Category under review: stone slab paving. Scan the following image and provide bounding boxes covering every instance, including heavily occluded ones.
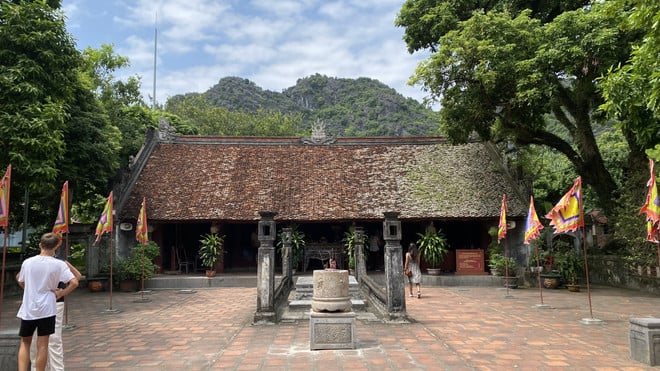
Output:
[0,284,659,370]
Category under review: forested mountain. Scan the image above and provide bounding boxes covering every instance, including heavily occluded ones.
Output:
[168,74,440,137]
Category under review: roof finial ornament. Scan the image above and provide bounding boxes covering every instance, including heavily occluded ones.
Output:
[302,118,336,145]
[158,117,177,141]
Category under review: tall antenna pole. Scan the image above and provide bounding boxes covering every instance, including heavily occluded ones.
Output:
[152,12,158,110]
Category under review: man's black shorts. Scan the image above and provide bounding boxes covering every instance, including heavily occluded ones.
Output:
[18,316,56,337]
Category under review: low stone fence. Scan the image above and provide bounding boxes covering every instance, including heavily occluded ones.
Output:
[522,254,660,294]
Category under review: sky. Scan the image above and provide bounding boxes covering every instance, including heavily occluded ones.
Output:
[61,0,433,108]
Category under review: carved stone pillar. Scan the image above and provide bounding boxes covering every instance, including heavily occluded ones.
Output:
[383,212,406,316]
[255,211,277,323]
[281,227,292,278]
[354,227,366,282]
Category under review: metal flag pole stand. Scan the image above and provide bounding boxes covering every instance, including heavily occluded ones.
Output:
[133,243,152,303]
[62,232,77,330]
[533,243,552,309]
[503,238,514,299]
[102,234,120,314]
[577,220,604,325]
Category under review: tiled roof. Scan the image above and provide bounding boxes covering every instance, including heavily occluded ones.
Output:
[120,136,527,222]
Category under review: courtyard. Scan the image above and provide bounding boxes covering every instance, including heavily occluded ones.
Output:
[1,282,658,370]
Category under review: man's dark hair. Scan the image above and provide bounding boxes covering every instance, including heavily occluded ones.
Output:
[40,233,61,250]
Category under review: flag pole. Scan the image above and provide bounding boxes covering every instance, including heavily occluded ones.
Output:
[581,223,594,318]
[535,244,544,305]
[0,229,7,324]
[110,234,114,311]
[64,232,70,327]
[504,237,511,297]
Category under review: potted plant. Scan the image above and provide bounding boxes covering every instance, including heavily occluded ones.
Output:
[342,227,368,273]
[557,248,584,292]
[276,225,305,274]
[416,229,449,275]
[199,233,225,277]
[116,241,160,291]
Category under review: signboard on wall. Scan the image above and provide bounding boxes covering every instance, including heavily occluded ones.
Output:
[456,249,486,275]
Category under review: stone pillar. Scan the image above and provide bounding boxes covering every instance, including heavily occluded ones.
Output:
[281,227,292,278]
[310,269,356,350]
[383,212,406,316]
[354,227,366,282]
[255,211,277,322]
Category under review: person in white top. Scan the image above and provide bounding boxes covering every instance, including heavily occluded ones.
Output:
[15,233,79,371]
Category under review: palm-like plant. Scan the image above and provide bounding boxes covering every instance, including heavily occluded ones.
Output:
[416,229,449,269]
[199,233,225,271]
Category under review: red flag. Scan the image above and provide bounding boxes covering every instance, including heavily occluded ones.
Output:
[0,165,11,228]
[545,177,584,233]
[641,159,660,226]
[94,192,113,244]
[136,197,148,245]
[52,181,69,235]
[497,194,507,242]
[523,196,544,244]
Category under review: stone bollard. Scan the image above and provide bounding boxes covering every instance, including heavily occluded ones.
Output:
[630,318,660,366]
[0,328,19,370]
[309,269,356,350]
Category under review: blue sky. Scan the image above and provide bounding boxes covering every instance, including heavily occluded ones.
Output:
[62,0,432,108]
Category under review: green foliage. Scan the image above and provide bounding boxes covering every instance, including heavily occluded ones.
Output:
[0,0,81,225]
[199,233,225,270]
[342,227,368,269]
[416,229,449,269]
[276,225,306,270]
[116,241,160,281]
[599,0,660,151]
[397,1,634,214]
[555,248,584,284]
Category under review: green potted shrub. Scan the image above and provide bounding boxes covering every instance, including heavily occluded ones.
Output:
[557,248,584,291]
[276,225,305,273]
[199,233,225,277]
[116,241,160,291]
[416,229,449,275]
[342,227,368,272]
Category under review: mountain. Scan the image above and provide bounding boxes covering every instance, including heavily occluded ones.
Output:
[171,74,440,137]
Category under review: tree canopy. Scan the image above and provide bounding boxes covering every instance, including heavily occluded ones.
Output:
[396,0,640,214]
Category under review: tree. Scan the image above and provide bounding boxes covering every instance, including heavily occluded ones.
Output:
[396,1,635,213]
[0,0,81,225]
[600,0,660,156]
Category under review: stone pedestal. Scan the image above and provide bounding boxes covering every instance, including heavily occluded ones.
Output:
[311,269,351,312]
[0,328,19,371]
[309,310,356,350]
[309,269,356,350]
[630,317,660,365]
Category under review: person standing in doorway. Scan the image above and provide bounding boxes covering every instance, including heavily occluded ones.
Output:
[404,242,422,298]
[15,233,79,371]
[368,231,382,270]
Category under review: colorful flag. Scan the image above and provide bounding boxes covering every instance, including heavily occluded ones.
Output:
[545,177,584,233]
[0,164,11,228]
[647,221,660,243]
[52,181,69,235]
[523,196,544,244]
[497,194,507,242]
[136,197,148,245]
[94,192,113,244]
[640,159,660,226]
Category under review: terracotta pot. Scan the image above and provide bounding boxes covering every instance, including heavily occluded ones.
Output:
[205,270,216,278]
[88,280,104,292]
[566,284,580,292]
[119,279,139,292]
[540,273,561,289]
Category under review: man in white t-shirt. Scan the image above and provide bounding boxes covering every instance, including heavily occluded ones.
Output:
[16,233,79,371]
